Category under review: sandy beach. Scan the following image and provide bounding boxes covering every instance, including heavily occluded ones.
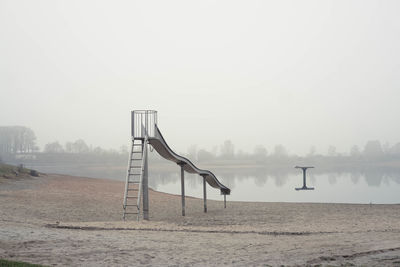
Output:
[0,173,399,266]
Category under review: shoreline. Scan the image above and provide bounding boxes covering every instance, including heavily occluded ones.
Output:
[0,173,399,266]
[3,172,399,205]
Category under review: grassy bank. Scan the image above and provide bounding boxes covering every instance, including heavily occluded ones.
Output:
[0,259,46,267]
[0,163,38,179]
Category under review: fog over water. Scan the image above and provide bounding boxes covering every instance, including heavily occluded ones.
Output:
[2,1,400,155]
[22,159,400,204]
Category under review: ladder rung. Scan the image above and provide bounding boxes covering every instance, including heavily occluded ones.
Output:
[133,144,142,146]
[125,204,138,207]
[131,159,142,161]
[124,212,139,215]
[128,181,140,183]
[132,151,142,154]
[129,173,141,176]
[127,188,138,191]
[126,196,138,198]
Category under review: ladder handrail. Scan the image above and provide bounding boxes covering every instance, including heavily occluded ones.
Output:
[123,138,134,210]
[136,137,148,221]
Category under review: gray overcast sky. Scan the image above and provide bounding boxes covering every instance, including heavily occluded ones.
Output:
[1,0,400,155]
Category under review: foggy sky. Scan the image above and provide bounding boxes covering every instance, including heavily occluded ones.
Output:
[1,0,400,155]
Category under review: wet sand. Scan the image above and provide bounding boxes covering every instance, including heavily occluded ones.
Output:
[0,174,399,266]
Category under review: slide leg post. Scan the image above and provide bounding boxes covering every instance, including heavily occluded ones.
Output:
[224,194,226,208]
[203,176,207,213]
[143,142,149,220]
[180,163,185,216]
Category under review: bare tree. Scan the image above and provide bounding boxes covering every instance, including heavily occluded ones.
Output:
[327,145,337,157]
[307,146,316,157]
[72,139,90,153]
[0,126,36,154]
[220,140,234,159]
[350,145,361,158]
[254,145,268,157]
[273,144,288,158]
[390,142,400,156]
[363,140,383,158]
[44,141,64,153]
[197,149,215,162]
[187,145,198,160]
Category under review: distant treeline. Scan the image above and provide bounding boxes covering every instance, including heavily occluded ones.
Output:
[42,139,125,155]
[0,126,125,164]
[181,140,400,167]
[2,126,400,168]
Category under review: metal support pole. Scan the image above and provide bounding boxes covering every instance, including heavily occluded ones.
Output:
[224,194,226,208]
[179,163,185,216]
[203,176,207,213]
[302,168,307,188]
[142,142,149,220]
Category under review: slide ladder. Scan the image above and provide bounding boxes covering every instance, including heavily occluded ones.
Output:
[122,138,147,220]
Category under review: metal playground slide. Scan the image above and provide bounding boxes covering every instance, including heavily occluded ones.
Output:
[123,110,230,220]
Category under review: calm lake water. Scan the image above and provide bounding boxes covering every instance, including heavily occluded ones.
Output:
[24,162,400,204]
[152,172,400,204]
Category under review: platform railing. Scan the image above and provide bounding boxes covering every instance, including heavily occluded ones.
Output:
[131,110,158,139]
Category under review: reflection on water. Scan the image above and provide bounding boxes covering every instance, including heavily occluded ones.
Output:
[149,167,400,204]
[27,162,400,204]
